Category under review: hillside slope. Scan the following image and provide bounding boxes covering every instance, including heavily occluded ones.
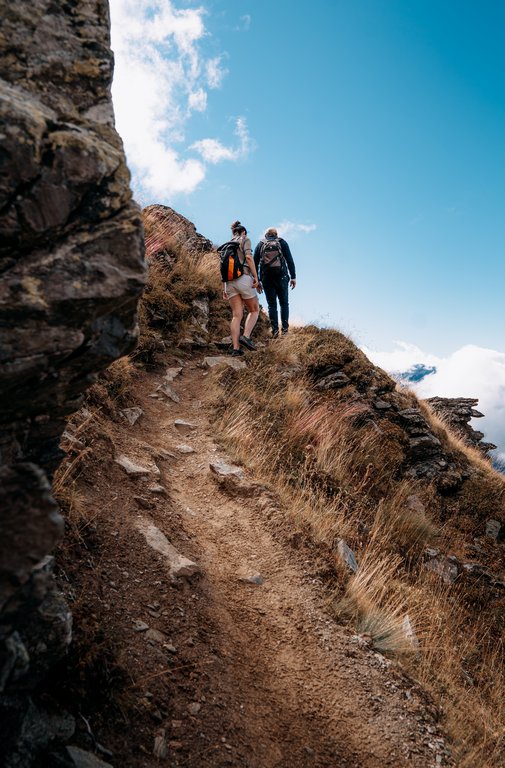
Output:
[51,206,504,768]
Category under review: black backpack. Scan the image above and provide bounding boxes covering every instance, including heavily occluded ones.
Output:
[217,240,245,282]
[260,238,284,274]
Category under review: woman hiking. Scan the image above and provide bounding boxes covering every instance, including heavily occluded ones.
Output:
[220,220,261,357]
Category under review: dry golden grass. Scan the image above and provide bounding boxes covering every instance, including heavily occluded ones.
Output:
[134,207,230,363]
[210,324,505,766]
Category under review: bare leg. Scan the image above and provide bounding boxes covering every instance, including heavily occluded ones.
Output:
[243,297,259,338]
[229,295,244,349]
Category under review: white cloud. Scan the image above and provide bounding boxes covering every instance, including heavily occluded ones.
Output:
[191,116,253,164]
[276,221,317,239]
[362,341,505,460]
[109,0,247,199]
[235,14,251,31]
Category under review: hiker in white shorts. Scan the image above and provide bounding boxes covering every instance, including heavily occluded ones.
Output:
[222,221,262,357]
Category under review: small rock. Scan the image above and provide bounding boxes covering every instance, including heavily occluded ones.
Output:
[174,419,197,435]
[135,517,202,579]
[163,643,177,653]
[148,484,167,496]
[133,620,149,632]
[145,628,166,644]
[204,355,246,370]
[120,407,144,425]
[374,400,391,410]
[209,460,245,480]
[115,455,157,477]
[406,494,426,515]
[153,732,168,759]
[485,519,505,542]
[187,702,201,716]
[164,367,183,382]
[239,572,264,585]
[177,444,196,454]
[336,539,358,573]
[156,448,176,460]
[157,383,180,402]
[164,643,177,654]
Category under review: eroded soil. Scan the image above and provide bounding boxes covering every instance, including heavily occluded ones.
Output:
[55,355,452,767]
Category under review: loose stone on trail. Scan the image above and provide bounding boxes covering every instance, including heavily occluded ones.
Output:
[115,455,159,478]
[203,355,246,370]
[209,460,245,481]
[337,539,358,573]
[177,444,196,454]
[135,517,202,579]
[119,407,143,425]
[174,419,197,435]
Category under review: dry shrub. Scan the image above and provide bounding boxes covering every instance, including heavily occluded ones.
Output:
[211,324,505,764]
[134,208,229,363]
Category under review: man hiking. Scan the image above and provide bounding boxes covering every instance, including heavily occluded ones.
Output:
[219,220,261,356]
[254,227,296,338]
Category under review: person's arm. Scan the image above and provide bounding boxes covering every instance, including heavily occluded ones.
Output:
[243,238,260,288]
[281,239,297,288]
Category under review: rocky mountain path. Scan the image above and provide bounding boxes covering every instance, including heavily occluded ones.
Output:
[87,355,452,768]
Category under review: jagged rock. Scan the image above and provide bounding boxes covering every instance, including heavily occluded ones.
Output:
[177,444,196,454]
[133,621,149,633]
[239,573,264,585]
[204,355,246,371]
[143,205,213,258]
[148,484,167,496]
[191,297,210,333]
[156,382,180,402]
[0,696,75,768]
[135,518,202,579]
[209,461,245,481]
[315,372,350,390]
[187,702,202,715]
[427,397,497,456]
[120,407,144,426]
[424,551,459,584]
[0,1,144,760]
[164,367,183,382]
[145,629,165,644]
[115,455,158,478]
[485,519,505,542]
[153,732,168,759]
[65,746,113,768]
[336,539,358,573]
[174,419,197,435]
[408,434,442,457]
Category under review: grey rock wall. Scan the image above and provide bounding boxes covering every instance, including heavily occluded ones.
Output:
[0,1,145,763]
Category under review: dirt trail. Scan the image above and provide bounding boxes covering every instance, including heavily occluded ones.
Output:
[78,356,451,767]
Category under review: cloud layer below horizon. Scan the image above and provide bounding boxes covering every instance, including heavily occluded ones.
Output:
[109,0,252,200]
[362,341,505,461]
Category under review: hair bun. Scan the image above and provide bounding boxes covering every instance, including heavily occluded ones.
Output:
[231,220,241,228]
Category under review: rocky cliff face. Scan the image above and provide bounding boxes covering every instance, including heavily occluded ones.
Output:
[0,1,145,763]
[426,397,497,456]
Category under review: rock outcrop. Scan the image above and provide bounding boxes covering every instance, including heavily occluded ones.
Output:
[143,204,213,261]
[426,397,497,456]
[0,0,145,763]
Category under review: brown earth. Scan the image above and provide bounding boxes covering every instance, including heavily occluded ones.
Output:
[53,353,453,768]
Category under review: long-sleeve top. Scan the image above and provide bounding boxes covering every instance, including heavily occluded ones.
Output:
[254,237,296,280]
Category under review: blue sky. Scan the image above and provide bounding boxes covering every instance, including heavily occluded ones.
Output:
[110,0,505,456]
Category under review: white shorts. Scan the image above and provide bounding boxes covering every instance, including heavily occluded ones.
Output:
[225,274,257,300]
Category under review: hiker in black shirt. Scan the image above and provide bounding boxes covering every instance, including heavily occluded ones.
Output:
[254,227,296,338]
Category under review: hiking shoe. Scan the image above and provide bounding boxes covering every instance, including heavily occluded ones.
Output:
[230,348,244,357]
[281,328,289,335]
[271,330,279,339]
[239,335,257,351]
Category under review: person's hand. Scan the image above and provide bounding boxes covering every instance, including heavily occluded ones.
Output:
[223,287,229,300]
[256,281,263,294]
[252,277,259,289]
[290,279,297,289]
